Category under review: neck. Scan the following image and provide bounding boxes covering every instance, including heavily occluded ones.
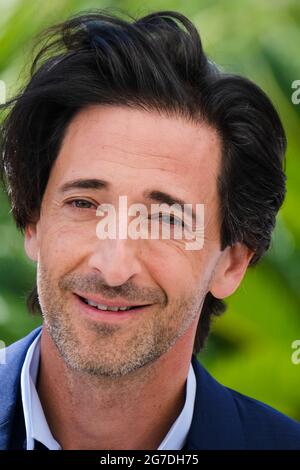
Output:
[36,327,194,450]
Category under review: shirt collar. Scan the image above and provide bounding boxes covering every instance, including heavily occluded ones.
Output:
[20,330,196,450]
[20,331,61,450]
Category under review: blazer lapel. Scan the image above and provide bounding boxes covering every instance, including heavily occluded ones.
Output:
[0,326,42,449]
[184,354,245,450]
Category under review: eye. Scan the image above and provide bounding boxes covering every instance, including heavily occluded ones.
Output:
[151,213,184,227]
[66,199,96,210]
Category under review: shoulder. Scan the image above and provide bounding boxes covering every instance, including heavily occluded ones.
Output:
[226,386,300,449]
[190,355,300,449]
[0,327,42,434]
[1,327,42,370]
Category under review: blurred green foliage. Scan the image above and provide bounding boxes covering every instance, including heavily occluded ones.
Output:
[0,0,299,420]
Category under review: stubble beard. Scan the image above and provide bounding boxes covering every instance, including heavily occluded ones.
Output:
[37,263,206,379]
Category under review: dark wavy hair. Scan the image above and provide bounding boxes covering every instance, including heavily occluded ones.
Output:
[0,8,287,355]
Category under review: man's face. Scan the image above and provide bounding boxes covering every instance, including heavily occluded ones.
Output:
[26,105,223,378]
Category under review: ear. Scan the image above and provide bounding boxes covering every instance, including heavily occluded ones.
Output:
[209,242,255,299]
[24,222,39,262]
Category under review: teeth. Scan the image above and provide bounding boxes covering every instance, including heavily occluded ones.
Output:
[86,299,100,308]
[85,298,132,311]
[108,306,119,311]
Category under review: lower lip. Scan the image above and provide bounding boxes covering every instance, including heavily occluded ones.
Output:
[74,294,152,322]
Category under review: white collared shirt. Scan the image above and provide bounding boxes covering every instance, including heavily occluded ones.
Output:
[20,331,196,450]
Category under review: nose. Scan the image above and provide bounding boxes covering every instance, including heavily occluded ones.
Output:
[87,237,143,287]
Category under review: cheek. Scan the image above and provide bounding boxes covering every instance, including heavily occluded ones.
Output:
[38,221,92,274]
[145,245,202,298]
[149,242,218,302]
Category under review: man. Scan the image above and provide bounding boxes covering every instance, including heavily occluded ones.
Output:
[0,9,300,450]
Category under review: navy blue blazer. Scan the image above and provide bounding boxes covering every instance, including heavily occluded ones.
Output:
[1,326,300,450]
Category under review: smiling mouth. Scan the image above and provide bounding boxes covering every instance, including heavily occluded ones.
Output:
[76,295,151,312]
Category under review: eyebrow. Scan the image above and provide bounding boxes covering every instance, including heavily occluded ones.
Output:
[59,178,109,193]
[143,190,197,222]
[58,178,197,222]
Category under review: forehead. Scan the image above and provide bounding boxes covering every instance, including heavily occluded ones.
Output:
[48,104,221,202]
